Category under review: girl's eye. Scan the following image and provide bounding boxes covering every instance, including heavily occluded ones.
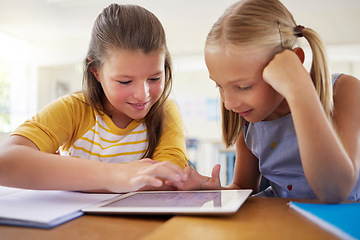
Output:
[149,76,161,81]
[118,80,132,85]
[238,86,252,91]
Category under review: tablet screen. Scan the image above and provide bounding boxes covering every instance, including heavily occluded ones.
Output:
[82,190,252,215]
[103,191,222,208]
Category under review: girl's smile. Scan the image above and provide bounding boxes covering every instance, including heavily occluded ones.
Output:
[238,109,253,117]
[128,101,150,111]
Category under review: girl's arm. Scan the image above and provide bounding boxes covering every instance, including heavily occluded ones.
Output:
[0,135,187,193]
[227,134,261,193]
[263,50,360,203]
[152,99,188,168]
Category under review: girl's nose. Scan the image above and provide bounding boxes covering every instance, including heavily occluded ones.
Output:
[133,81,150,101]
[224,100,238,111]
[222,91,241,111]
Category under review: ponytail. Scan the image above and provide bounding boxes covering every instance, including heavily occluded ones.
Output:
[302,28,333,118]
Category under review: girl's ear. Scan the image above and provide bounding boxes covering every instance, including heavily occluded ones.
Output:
[88,58,100,81]
[90,67,99,79]
[292,47,305,64]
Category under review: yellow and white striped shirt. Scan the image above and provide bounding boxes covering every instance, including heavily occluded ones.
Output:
[12,93,187,168]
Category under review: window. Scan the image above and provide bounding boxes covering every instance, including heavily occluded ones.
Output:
[0,60,10,131]
[0,32,34,132]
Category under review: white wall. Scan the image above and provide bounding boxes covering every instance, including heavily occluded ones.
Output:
[37,64,82,110]
[0,132,10,144]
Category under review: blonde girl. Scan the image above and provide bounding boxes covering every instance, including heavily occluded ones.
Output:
[180,0,360,203]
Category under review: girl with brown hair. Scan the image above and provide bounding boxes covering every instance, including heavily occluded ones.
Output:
[0,4,188,193]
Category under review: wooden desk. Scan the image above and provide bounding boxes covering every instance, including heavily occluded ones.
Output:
[0,214,169,240]
[142,197,340,240]
[0,197,340,240]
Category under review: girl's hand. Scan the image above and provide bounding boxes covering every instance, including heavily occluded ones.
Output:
[262,49,312,99]
[107,159,188,193]
[165,164,221,191]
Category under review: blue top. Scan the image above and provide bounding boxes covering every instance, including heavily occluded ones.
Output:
[244,73,360,201]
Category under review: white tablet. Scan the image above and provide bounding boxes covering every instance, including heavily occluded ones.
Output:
[82,189,252,215]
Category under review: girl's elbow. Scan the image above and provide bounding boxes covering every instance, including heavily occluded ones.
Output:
[319,194,346,204]
[317,180,356,204]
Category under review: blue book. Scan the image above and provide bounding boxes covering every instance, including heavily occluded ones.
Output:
[289,201,360,240]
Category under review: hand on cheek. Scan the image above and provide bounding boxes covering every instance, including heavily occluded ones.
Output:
[262,49,311,98]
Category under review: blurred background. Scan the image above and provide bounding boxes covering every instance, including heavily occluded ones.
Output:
[0,0,360,181]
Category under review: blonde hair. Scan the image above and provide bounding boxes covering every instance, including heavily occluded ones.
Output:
[82,4,173,158]
[206,0,332,147]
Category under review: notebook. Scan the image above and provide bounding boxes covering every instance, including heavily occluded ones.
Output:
[289,201,360,240]
[0,186,118,229]
[82,189,252,215]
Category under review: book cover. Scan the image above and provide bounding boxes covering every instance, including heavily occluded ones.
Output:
[289,201,360,240]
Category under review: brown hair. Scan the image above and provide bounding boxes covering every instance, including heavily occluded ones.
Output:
[82,4,173,158]
[206,0,332,147]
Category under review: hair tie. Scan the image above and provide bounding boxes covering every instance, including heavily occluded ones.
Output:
[294,25,305,38]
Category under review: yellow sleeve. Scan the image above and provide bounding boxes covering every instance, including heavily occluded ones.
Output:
[11,93,95,153]
[152,99,188,168]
